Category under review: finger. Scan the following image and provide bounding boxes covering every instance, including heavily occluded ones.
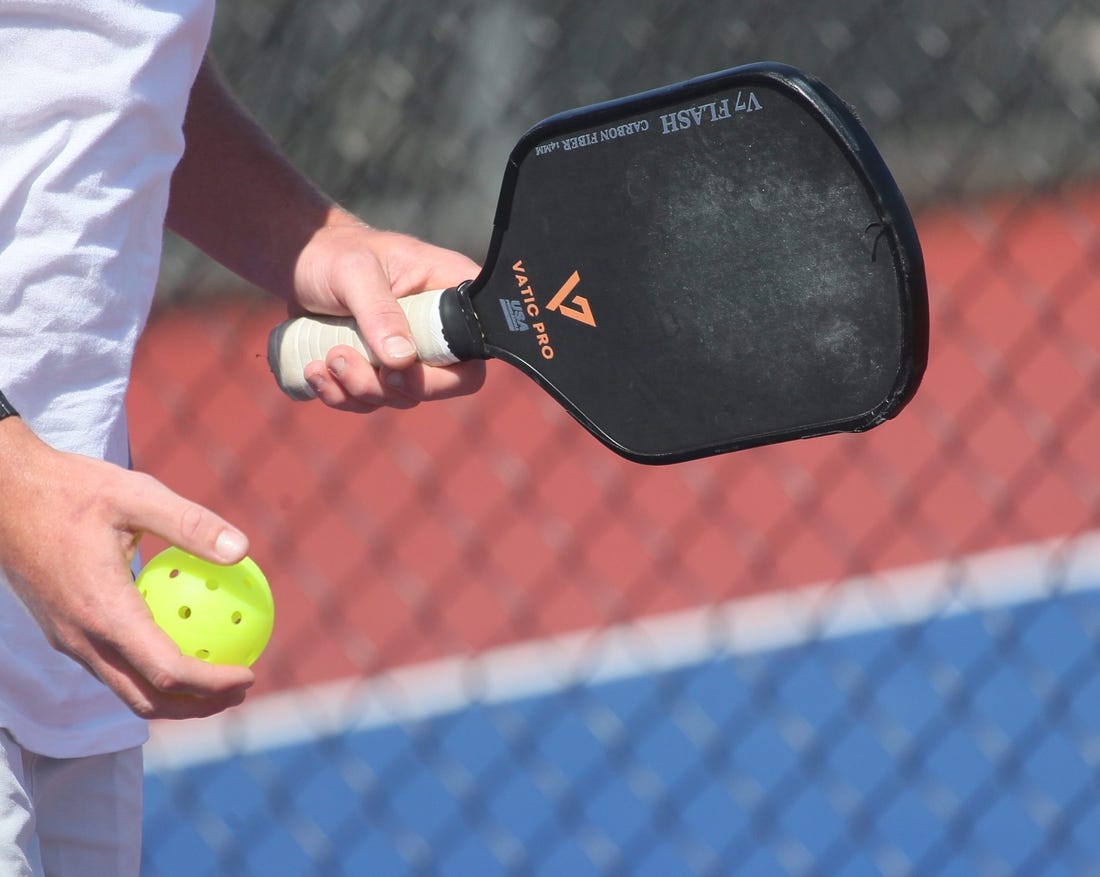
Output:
[379,360,488,402]
[378,232,480,298]
[303,361,379,414]
[315,345,420,411]
[99,658,252,720]
[120,472,248,565]
[96,650,253,721]
[336,255,419,371]
[403,247,480,297]
[72,599,254,720]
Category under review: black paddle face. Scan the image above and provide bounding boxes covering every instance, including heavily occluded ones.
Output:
[467,63,927,464]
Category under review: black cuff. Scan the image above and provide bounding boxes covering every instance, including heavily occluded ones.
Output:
[0,391,19,421]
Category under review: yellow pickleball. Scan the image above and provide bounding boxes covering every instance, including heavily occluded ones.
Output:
[136,547,274,667]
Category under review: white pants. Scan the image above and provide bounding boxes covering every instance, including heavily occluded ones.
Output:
[0,730,142,877]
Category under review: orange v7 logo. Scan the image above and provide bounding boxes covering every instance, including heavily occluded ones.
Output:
[546,271,596,327]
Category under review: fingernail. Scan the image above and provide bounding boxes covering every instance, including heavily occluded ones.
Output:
[215,530,247,561]
[384,369,405,390]
[384,336,416,359]
[330,356,347,378]
[306,373,326,393]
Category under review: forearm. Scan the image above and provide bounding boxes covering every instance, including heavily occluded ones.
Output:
[166,54,486,407]
[166,55,357,299]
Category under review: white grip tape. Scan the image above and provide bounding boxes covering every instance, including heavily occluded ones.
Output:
[269,289,459,401]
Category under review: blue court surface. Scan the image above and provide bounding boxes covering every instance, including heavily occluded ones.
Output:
[142,539,1100,876]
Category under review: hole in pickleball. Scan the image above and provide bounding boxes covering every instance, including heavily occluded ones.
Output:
[169,569,180,579]
[196,649,210,660]
[231,611,242,625]
[205,580,218,591]
[178,606,192,619]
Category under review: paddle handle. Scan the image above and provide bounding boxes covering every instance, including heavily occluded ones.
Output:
[267,289,461,401]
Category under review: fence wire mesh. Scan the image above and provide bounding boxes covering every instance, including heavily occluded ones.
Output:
[140,1,1100,875]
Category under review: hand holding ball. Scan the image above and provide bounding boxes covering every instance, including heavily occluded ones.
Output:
[137,547,274,666]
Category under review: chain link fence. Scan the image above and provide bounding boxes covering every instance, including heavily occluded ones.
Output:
[139,1,1100,874]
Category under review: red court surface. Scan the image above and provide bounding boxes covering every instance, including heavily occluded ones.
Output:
[129,188,1100,696]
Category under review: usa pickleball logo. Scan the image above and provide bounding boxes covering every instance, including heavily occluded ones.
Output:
[499,298,529,333]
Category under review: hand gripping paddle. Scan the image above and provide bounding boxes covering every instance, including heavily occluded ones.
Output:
[269,62,928,464]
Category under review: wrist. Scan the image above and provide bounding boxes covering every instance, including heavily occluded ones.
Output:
[0,417,53,517]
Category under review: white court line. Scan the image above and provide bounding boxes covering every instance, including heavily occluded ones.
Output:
[145,531,1100,773]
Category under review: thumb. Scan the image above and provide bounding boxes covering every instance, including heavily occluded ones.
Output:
[125,473,249,565]
[343,257,419,370]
